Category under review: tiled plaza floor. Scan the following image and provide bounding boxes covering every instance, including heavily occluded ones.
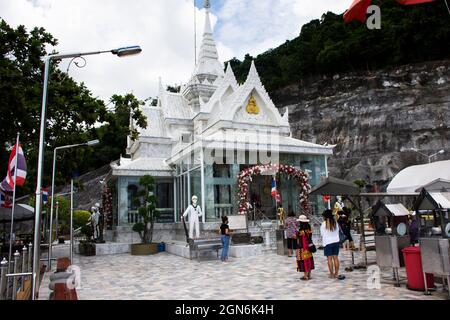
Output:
[40,250,448,300]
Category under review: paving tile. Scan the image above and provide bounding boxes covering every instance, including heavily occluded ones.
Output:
[39,250,448,300]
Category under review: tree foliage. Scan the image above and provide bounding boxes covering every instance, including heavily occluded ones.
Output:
[228,1,450,92]
[132,175,159,244]
[0,19,147,195]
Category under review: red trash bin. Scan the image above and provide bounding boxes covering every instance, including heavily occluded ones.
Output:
[402,246,435,291]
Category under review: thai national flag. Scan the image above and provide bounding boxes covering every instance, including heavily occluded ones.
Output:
[271,177,278,198]
[2,141,27,190]
[0,189,12,208]
[42,188,49,205]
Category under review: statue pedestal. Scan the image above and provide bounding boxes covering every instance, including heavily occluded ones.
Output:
[261,222,273,250]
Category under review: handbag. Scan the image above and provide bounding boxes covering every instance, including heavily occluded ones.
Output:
[308,234,316,253]
[338,225,347,244]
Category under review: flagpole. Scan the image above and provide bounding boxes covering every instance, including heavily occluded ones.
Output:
[7,133,20,280]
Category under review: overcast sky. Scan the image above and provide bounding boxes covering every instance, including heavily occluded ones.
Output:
[0,0,350,103]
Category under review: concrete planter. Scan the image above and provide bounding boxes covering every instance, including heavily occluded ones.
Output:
[131,243,159,256]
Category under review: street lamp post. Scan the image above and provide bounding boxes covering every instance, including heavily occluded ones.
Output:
[402,148,445,164]
[47,139,100,270]
[32,45,142,300]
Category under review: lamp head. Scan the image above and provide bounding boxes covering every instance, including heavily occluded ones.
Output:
[86,139,100,146]
[438,150,445,155]
[112,46,142,57]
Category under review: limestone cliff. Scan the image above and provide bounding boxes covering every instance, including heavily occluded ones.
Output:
[274,60,450,188]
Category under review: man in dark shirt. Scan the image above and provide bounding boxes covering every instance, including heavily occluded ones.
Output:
[408,215,419,246]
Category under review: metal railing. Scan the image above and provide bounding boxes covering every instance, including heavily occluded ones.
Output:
[127,208,175,224]
[0,244,33,300]
[213,204,233,219]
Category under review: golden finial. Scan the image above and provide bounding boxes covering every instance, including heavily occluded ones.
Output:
[246,94,260,115]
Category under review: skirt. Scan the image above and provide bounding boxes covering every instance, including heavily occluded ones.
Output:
[297,249,315,273]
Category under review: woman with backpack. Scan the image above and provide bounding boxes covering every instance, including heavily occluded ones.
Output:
[296,215,315,281]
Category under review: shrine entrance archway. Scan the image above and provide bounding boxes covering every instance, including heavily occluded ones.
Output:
[237,164,312,216]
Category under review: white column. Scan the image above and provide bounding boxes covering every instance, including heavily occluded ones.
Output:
[200,147,206,223]
[173,177,177,223]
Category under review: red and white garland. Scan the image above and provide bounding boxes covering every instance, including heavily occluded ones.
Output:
[237,164,312,215]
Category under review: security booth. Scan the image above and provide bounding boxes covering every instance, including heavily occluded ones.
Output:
[371,201,411,286]
[414,188,450,297]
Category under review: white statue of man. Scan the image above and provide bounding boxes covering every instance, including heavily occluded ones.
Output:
[182,195,203,239]
[90,206,100,239]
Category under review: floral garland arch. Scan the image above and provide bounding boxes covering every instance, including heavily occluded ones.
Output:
[237,164,312,216]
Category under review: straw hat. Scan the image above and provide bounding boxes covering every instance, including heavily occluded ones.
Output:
[297,215,310,223]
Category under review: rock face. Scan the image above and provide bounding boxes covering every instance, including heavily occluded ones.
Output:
[274,60,450,188]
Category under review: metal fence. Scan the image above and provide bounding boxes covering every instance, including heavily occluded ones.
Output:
[0,243,33,300]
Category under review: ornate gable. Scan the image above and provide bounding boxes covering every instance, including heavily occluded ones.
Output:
[226,61,289,127]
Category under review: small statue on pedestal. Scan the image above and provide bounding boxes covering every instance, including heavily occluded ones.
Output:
[277,206,286,228]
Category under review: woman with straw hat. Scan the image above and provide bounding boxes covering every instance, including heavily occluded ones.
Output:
[296,215,315,281]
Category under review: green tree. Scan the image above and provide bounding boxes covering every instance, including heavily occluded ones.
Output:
[0,19,106,193]
[0,19,148,193]
[132,175,159,244]
[226,0,450,93]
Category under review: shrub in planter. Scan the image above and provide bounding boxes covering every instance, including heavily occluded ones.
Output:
[131,175,160,256]
[74,210,91,230]
[78,225,96,256]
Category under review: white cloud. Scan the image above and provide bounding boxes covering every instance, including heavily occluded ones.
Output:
[215,0,350,59]
[0,0,350,102]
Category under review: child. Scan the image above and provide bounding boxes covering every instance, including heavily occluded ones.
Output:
[296,215,315,280]
[219,216,232,262]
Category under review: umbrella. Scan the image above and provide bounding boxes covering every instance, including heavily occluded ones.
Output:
[396,0,435,4]
[344,0,374,24]
[309,177,361,196]
[0,204,34,223]
[344,0,443,24]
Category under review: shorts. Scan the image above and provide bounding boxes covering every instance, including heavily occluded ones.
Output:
[324,242,340,257]
[287,238,297,250]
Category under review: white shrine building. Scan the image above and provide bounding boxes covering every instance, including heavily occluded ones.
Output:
[111,2,334,231]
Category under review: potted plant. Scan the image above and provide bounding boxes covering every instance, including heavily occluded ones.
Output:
[78,225,96,256]
[131,175,160,255]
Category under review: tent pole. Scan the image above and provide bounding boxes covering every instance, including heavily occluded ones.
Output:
[344,195,367,267]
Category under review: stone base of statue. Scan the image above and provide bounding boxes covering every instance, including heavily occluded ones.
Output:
[130,243,158,256]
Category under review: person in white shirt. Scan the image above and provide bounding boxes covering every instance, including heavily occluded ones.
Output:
[320,210,345,280]
[182,195,203,239]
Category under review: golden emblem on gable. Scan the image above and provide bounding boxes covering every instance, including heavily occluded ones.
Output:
[246,94,260,115]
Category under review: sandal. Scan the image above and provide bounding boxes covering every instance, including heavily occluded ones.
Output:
[300,276,309,281]
[337,275,346,280]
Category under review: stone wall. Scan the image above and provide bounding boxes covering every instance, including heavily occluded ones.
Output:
[274,60,450,187]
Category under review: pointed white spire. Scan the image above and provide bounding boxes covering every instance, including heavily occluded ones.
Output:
[158,77,165,96]
[224,63,238,86]
[193,1,224,78]
[245,60,263,86]
[282,107,289,124]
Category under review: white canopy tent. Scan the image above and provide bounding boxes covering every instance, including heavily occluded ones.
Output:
[387,160,450,193]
